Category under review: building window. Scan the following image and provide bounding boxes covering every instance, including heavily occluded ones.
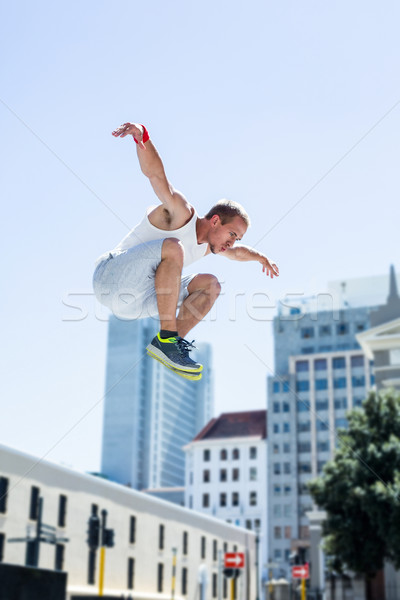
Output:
[190,471,193,485]
[302,347,314,354]
[130,516,136,544]
[202,494,210,508]
[232,468,239,481]
[249,467,257,481]
[283,402,290,413]
[273,504,282,517]
[232,492,239,507]
[246,519,252,529]
[284,504,292,517]
[273,463,281,475]
[299,526,310,539]
[274,549,282,559]
[273,424,280,434]
[284,485,291,495]
[249,491,257,506]
[317,440,330,452]
[201,536,206,559]
[298,441,311,453]
[283,462,291,474]
[29,486,40,521]
[203,449,211,462]
[0,532,4,562]
[223,573,228,599]
[0,477,9,514]
[189,495,193,509]
[283,381,290,392]
[334,397,347,409]
[334,377,347,389]
[220,449,227,460]
[296,360,309,372]
[337,323,349,335]
[232,448,240,460]
[353,397,363,407]
[297,420,311,432]
[301,327,314,339]
[315,378,328,390]
[351,355,364,367]
[299,463,312,473]
[283,442,291,453]
[213,539,218,561]
[274,485,281,496]
[181,566,188,595]
[55,544,65,571]
[157,563,164,593]
[317,420,329,431]
[249,447,257,459]
[284,526,292,539]
[274,526,282,539]
[297,400,310,412]
[335,418,348,429]
[333,357,346,369]
[296,380,310,392]
[220,493,227,507]
[159,525,165,550]
[183,531,188,555]
[58,495,67,528]
[283,422,290,433]
[273,381,280,393]
[314,358,327,370]
[316,399,329,411]
[128,557,135,590]
[273,402,281,413]
[352,375,365,387]
[319,325,331,336]
[220,469,227,482]
[203,469,210,483]
[212,572,218,598]
[273,443,279,454]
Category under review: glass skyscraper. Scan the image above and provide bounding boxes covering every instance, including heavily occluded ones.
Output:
[101,316,213,490]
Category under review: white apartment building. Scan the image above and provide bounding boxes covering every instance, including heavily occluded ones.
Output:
[0,443,256,599]
[183,411,267,586]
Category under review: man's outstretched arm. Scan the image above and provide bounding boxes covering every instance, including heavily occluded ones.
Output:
[223,245,279,278]
[112,122,189,214]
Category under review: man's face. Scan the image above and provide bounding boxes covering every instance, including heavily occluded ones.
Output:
[208,215,248,254]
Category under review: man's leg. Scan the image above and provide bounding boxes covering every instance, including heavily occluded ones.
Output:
[155,238,184,331]
[177,274,221,338]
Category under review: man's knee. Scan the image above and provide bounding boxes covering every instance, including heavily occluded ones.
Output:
[207,274,222,298]
[161,238,184,265]
[191,273,221,298]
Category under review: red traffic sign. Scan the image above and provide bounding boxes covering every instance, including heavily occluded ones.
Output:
[292,564,309,579]
[224,552,245,568]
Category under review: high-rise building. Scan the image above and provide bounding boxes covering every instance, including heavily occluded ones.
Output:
[267,281,382,576]
[101,316,213,490]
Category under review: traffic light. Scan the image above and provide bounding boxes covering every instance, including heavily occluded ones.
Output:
[87,515,100,549]
[103,528,115,548]
[223,568,241,579]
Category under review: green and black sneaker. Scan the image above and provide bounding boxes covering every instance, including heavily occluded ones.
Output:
[146,333,203,373]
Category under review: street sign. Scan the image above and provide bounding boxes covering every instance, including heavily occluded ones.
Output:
[292,564,309,579]
[224,552,245,568]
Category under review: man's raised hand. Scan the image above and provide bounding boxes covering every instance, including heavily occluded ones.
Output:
[112,122,146,149]
[261,256,279,279]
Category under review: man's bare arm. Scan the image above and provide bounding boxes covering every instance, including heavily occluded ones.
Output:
[112,123,190,214]
[223,245,279,278]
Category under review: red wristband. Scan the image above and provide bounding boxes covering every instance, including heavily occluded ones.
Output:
[134,124,150,145]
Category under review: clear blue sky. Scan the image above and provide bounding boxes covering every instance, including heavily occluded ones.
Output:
[1,0,399,472]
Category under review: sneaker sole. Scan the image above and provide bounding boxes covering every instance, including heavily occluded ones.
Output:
[147,352,203,381]
[146,344,203,373]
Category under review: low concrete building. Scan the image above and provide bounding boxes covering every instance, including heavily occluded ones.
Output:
[0,444,256,599]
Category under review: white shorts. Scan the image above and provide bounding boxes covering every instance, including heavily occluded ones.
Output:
[92,239,195,320]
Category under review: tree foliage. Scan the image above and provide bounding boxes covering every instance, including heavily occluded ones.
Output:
[308,388,400,577]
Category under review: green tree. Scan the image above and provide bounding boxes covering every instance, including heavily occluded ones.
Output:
[308,389,400,583]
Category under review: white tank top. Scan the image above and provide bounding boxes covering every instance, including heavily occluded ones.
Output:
[95,206,208,268]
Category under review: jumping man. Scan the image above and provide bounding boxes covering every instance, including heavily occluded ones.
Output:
[93,123,279,380]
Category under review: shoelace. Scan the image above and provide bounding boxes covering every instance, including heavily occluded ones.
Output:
[176,337,196,357]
